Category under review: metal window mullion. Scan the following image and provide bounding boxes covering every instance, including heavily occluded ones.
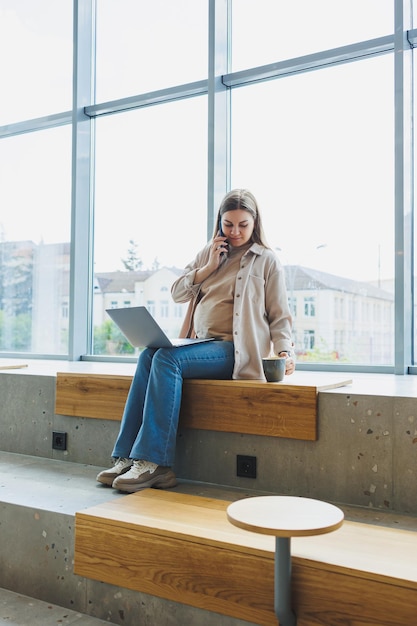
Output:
[207,0,230,236]
[222,35,394,88]
[68,0,94,360]
[84,80,208,118]
[0,112,72,138]
[394,0,414,373]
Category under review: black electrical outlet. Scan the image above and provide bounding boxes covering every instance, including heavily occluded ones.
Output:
[236,454,257,478]
[52,431,67,451]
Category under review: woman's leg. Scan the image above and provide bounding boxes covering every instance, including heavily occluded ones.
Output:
[126,340,234,466]
[111,347,156,458]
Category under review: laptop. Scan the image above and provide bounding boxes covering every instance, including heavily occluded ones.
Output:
[106,306,215,349]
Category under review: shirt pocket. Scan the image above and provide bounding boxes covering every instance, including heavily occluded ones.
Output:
[247,273,265,304]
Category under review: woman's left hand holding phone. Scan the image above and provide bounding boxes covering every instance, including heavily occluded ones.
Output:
[212,232,228,261]
[206,233,228,270]
[193,234,228,284]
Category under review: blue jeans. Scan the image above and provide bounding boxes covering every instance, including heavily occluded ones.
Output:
[112,341,235,467]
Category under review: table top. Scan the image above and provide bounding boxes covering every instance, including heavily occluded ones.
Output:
[227,496,344,538]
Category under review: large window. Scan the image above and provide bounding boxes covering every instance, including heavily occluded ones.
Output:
[1,0,416,374]
[0,0,73,125]
[231,0,393,72]
[0,127,72,354]
[95,0,208,102]
[230,54,395,365]
[92,97,208,354]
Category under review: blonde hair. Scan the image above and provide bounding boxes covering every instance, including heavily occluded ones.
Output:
[213,189,269,247]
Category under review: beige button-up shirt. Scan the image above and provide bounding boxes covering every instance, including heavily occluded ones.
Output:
[171,242,293,380]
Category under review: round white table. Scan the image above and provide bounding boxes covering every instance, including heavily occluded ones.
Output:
[227,496,344,626]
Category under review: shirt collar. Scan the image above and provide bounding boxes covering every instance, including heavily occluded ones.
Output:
[248,242,265,255]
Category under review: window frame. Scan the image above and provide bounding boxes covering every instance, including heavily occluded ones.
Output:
[0,0,414,374]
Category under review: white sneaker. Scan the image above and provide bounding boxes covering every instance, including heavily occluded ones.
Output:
[112,459,177,493]
[96,458,133,486]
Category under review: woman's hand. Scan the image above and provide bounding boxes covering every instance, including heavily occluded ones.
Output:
[193,234,228,284]
[208,233,228,267]
[278,351,296,376]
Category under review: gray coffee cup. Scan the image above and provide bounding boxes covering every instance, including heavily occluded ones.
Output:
[262,356,286,382]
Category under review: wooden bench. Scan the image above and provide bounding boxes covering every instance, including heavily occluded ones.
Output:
[55,372,352,441]
[74,489,417,626]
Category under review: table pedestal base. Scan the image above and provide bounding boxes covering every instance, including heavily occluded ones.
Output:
[275,537,296,626]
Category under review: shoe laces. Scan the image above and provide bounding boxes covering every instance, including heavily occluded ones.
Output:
[132,459,158,477]
[114,457,131,470]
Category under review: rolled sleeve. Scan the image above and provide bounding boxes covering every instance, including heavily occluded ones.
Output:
[171,245,211,303]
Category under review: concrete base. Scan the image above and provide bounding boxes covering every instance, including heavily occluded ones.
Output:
[0,452,262,626]
[1,364,417,513]
[1,362,417,625]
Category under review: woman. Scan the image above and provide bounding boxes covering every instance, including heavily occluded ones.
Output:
[97,189,295,492]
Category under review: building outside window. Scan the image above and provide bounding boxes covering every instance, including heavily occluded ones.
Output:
[160,300,169,318]
[304,297,316,318]
[288,297,297,317]
[146,301,156,317]
[304,330,315,351]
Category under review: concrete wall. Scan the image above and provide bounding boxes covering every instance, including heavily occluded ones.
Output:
[0,458,257,626]
[0,371,416,514]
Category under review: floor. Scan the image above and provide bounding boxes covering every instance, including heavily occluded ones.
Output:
[0,588,118,626]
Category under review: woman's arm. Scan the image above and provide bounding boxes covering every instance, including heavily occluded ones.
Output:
[171,236,226,302]
[171,245,211,303]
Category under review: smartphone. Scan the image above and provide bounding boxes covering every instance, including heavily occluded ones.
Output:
[218,217,229,256]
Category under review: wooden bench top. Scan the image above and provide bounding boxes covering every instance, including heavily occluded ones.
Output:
[75,490,417,626]
[55,372,352,441]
